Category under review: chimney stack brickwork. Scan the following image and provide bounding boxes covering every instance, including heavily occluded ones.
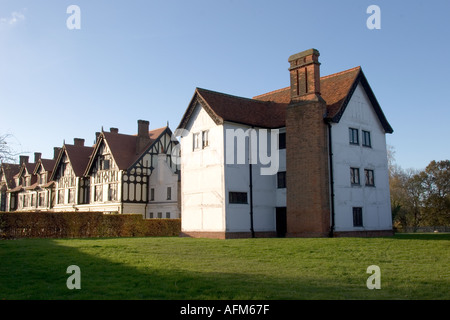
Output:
[136,120,151,154]
[286,49,331,237]
[74,138,85,147]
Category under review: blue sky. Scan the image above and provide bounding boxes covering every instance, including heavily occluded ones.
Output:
[1,0,449,170]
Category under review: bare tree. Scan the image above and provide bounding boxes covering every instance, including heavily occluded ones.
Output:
[0,133,19,164]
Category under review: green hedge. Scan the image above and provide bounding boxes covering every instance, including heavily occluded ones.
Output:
[0,211,181,239]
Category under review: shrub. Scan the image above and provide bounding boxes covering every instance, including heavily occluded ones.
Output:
[0,211,181,239]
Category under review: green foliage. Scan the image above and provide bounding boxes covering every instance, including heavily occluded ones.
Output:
[390,157,450,229]
[0,211,180,239]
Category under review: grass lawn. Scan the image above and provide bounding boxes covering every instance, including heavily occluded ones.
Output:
[0,233,448,300]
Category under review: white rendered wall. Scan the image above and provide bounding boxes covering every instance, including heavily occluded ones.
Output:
[180,103,226,233]
[223,122,280,233]
[146,154,180,219]
[331,82,392,232]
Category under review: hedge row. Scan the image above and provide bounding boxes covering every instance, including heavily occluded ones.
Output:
[0,211,181,239]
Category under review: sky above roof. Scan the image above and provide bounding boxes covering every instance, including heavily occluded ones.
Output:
[1,0,449,171]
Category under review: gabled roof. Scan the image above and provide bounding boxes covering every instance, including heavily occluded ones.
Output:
[0,163,20,189]
[84,126,170,175]
[178,88,287,129]
[178,66,393,134]
[33,158,56,175]
[50,143,94,180]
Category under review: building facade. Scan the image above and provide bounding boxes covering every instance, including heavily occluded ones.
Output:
[1,120,180,219]
[177,49,393,238]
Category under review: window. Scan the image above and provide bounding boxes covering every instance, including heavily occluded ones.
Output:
[277,171,286,188]
[150,188,155,201]
[166,212,170,219]
[68,189,75,204]
[202,130,209,148]
[149,212,154,218]
[167,187,171,200]
[193,132,201,150]
[349,128,359,145]
[108,183,117,201]
[362,130,372,147]
[94,185,103,202]
[101,159,110,170]
[353,207,363,227]
[193,131,209,150]
[39,193,45,207]
[278,132,286,150]
[350,167,360,185]
[58,189,65,204]
[157,212,162,219]
[365,169,375,186]
[229,192,248,204]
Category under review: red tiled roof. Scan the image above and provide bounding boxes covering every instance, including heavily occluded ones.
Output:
[87,126,169,172]
[195,88,287,128]
[253,66,362,119]
[0,163,20,189]
[64,144,95,177]
[179,66,392,133]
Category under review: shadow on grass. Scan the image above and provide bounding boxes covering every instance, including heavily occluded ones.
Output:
[394,233,450,241]
[0,237,447,301]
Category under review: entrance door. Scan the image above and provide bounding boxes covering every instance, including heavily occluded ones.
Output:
[276,207,287,237]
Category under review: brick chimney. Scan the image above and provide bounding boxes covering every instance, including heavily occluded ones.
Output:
[74,138,85,147]
[110,128,119,134]
[136,120,151,154]
[20,155,29,165]
[54,147,61,160]
[34,152,42,163]
[286,48,331,237]
[288,49,321,101]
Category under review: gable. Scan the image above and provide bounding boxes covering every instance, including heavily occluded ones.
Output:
[86,138,120,175]
[340,82,386,133]
[329,70,393,134]
[178,88,287,130]
[128,128,179,175]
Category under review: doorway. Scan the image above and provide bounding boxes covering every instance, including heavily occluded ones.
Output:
[276,207,287,237]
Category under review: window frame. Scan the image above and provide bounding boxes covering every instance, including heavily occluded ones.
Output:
[167,187,171,200]
[353,207,363,227]
[278,132,286,150]
[350,167,360,185]
[362,130,372,148]
[150,188,155,201]
[277,171,286,189]
[364,169,375,187]
[349,128,359,145]
[229,191,248,204]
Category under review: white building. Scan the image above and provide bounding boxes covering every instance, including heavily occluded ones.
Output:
[177,49,393,238]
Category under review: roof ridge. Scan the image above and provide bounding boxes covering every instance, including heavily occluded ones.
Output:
[253,86,289,99]
[197,87,273,105]
[320,66,361,80]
